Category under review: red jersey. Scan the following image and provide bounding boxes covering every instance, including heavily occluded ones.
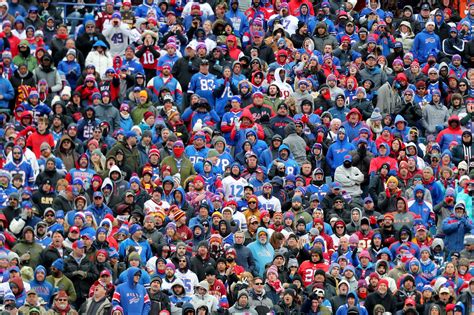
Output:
[209,279,227,299]
[136,45,160,70]
[355,230,375,249]
[298,261,329,287]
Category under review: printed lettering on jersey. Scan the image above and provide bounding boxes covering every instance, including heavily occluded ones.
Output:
[111,33,124,44]
[230,184,244,197]
[199,79,215,91]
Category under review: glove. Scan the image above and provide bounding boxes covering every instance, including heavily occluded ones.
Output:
[301,114,309,124]
[235,118,241,130]
[20,253,30,262]
[20,212,27,221]
[76,270,87,278]
[369,216,376,226]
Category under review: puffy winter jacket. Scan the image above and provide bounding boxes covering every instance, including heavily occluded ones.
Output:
[247,227,274,277]
[442,209,474,254]
[327,127,355,174]
[435,115,463,151]
[112,267,151,315]
[94,102,121,132]
[412,28,441,63]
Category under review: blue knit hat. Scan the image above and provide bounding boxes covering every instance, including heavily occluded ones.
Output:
[130,174,140,185]
[55,210,64,219]
[108,249,119,259]
[4,291,15,301]
[129,224,142,235]
[52,258,64,271]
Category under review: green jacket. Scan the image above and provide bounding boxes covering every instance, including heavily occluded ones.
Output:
[161,155,196,186]
[292,208,313,225]
[131,101,158,125]
[13,40,38,73]
[13,54,38,72]
[106,140,140,174]
[264,95,283,113]
[46,275,77,302]
[11,240,43,268]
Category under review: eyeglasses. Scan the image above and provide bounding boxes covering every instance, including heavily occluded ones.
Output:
[251,222,259,225]
[13,152,21,155]
[336,226,344,229]
[86,25,94,29]
[179,260,186,262]
[100,274,110,278]
[248,201,256,204]
[335,201,343,204]
[45,213,54,217]
[459,84,467,87]
[254,282,263,285]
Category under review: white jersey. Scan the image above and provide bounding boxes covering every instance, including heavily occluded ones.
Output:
[279,16,299,35]
[274,68,293,99]
[181,2,214,19]
[258,195,282,213]
[6,148,39,178]
[232,211,248,231]
[222,176,248,201]
[175,269,199,296]
[144,199,171,215]
[146,256,172,274]
[103,23,132,57]
[161,277,180,294]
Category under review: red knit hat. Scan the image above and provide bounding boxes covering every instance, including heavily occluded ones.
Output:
[194,175,205,185]
[148,147,160,158]
[173,210,186,222]
[377,279,389,288]
[144,111,155,121]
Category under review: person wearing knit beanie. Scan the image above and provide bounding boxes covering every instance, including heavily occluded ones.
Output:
[266,265,278,278]
[377,278,389,290]
[266,264,283,294]
[52,258,64,272]
[386,176,399,186]
[128,251,141,263]
[165,262,176,271]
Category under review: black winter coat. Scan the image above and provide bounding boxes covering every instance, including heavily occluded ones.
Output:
[63,254,99,301]
[190,255,216,281]
[40,246,72,273]
[365,291,397,315]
